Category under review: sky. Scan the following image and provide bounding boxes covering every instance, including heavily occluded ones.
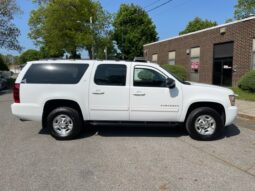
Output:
[1,0,237,57]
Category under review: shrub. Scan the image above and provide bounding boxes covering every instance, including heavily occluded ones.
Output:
[161,64,188,81]
[238,70,255,92]
[0,55,9,71]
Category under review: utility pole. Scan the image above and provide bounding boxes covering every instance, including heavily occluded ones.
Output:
[104,47,107,60]
[90,16,95,60]
[121,20,124,60]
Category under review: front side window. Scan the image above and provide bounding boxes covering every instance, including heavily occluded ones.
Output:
[23,64,88,84]
[134,68,166,87]
[94,64,127,86]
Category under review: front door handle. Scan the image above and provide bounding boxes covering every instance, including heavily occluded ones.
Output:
[133,93,146,96]
[92,92,105,95]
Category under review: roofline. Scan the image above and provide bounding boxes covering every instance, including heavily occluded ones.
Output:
[144,16,255,47]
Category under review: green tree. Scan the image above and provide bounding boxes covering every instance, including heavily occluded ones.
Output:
[113,4,158,60]
[94,35,117,59]
[0,0,21,51]
[234,0,255,19]
[225,18,234,23]
[0,55,9,71]
[179,17,217,35]
[2,54,18,66]
[19,49,41,64]
[29,0,112,59]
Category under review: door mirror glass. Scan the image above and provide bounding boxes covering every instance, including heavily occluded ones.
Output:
[166,78,175,89]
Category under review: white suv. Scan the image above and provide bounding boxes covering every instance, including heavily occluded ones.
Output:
[11,60,237,140]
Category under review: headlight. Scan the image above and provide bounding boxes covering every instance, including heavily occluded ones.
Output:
[229,95,236,106]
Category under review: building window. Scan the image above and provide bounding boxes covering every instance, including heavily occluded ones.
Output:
[152,54,158,63]
[144,50,148,57]
[253,39,255,69]
[190,47,200,72]
[168,51,176,65]
[190,47,200,82]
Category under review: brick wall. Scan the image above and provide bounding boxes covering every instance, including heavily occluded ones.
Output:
[144,18,255,86]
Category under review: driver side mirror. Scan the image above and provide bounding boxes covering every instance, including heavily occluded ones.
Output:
[166,78,175,89]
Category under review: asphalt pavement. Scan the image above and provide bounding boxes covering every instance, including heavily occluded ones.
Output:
[0,91,255,191]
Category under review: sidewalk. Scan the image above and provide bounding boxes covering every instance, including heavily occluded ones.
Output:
[236,100,255,121]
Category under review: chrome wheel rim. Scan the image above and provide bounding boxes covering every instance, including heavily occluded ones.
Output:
[194,115,216,136]
[52,114,73,137]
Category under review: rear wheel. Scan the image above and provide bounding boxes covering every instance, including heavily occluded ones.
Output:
[185,107,224,140]
[46,107,83,140]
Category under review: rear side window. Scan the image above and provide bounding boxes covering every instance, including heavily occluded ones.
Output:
[22,64,88,84]
[94,64,127,86]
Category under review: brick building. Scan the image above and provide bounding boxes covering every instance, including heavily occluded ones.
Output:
[143,16,255,86]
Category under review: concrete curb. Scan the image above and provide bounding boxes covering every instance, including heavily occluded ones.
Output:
[238,112,255,122]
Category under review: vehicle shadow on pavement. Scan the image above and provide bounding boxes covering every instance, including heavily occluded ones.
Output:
[220,124,241,138]
[89,124,188,138]
[39,123,240,140]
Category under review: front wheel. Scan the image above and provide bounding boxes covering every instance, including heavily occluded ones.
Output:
[185,107,224,140]
[46,107,83,140]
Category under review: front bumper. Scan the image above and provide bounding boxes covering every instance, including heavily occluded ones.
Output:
[225,106,238,126]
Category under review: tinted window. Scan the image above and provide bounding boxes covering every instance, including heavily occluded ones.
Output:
[134,68,166,87]
[23,64,88,84]
[94,64,126,86]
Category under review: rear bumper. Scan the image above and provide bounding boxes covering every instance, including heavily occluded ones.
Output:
[225,106,238,126]
[11,103,42,121]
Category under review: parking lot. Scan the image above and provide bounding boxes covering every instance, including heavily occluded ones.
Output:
[0,91,255,191]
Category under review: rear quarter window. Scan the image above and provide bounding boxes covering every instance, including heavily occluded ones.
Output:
[22,64,88,84]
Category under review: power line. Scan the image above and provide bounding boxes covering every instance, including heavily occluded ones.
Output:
[150,0,191,16]
[144,0,163,9]
[118,0,174,20]
[147,0,174,12]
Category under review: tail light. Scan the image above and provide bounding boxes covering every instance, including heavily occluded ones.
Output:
[13,83,20,103]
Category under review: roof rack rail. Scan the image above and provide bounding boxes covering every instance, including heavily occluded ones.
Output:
[38,58,93,61]
[133,57,148,63]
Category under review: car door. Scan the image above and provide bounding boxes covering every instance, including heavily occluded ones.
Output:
[89,63,130,121]
[130,65,182,121]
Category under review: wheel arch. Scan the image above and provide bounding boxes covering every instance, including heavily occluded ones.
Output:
[184,102,226,124]
[42,99,83,128]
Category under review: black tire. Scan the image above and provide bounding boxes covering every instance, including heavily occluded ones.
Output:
[185,107,224,140]
[46,107,83,140]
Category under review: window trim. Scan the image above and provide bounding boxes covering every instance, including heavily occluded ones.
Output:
[94,64,127,86]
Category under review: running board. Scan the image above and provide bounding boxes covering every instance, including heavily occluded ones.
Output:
[88,121,181,126]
